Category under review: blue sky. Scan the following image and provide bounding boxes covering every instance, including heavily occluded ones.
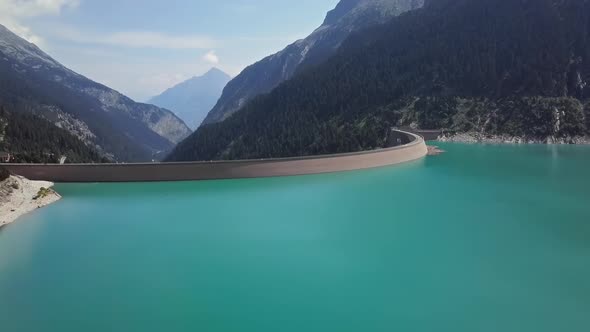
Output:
[0,0,338,100]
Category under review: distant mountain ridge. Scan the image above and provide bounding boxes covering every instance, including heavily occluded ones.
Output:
[168,0,590,162]
[0,24,191,162]
[202,0,425,125]
[149,68,231,129]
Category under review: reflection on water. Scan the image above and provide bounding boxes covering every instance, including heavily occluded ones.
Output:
[0,209,52,271]
[0,143,589,332]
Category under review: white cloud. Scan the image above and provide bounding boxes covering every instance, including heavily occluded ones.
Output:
[101,31,217,50]
[202,50,219,65]
[0,0,79,17]
[44,24,219,50]
[0,0,79,44]
[1,1,216,51]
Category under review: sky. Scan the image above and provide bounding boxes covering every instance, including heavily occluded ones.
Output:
[0,0,338,101]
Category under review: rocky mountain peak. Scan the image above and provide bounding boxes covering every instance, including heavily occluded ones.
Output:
[201,0,425,125]
[0,23,63,70]
[200,67,231,82]
[148,68,231,129]
[322,0,425,27]
[323,0,365,26]
[205,67,226,76]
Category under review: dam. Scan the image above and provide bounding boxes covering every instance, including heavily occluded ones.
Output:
[3,130,427,183]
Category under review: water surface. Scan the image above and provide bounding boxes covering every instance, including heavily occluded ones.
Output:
[1,143,589,332]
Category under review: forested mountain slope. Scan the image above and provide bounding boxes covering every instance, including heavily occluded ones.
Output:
[168,0,590,162]
[0,106,106,163]
[0,24,191,162]
[202,0,425,125]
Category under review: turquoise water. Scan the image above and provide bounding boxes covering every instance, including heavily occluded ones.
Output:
[1,143,589,332]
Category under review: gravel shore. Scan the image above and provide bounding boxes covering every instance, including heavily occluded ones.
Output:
[0,176,61,228]
[438,133,590,145]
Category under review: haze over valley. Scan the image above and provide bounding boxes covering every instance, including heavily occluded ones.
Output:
[149,68,231,129]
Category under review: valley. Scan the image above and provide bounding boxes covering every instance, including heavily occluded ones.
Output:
[1,2,590,331]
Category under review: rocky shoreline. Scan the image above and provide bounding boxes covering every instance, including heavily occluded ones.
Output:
[427,145,446,156]
[0,176,61,228]
[438,132,590,145]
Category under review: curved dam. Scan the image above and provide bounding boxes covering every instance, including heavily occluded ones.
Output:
[3,130,427,183]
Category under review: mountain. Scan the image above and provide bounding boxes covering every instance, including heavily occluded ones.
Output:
[167,0,590,162]
[149,68,231,129]
[0,24,191,162]
[0,106,106,163]
[201,0,425,125]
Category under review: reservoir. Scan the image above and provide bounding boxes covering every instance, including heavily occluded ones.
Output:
[1,143,589,332]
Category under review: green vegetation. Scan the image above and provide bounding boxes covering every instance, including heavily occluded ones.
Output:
[0,49,180,162]
[0,106,108,164]
[33,187,52,200]
[167,0,589,162]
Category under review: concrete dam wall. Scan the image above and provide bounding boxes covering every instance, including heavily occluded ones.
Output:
[4,130,428,183]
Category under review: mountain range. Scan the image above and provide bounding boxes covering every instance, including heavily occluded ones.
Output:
[0,24,191,162]
[168,0,590,162]
[149,68,231,129]
[3,0,589,165]
[0,106,106,163]
[202,0,425,125]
